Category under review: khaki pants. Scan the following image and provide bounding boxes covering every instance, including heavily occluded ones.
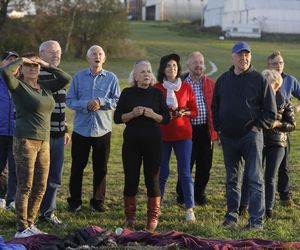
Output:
[13,137,50,231]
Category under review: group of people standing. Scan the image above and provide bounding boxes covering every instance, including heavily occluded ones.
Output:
[212,42,298,230]
[0,40,299,237]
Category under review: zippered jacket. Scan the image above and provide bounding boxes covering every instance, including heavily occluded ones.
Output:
[0,74,14,136]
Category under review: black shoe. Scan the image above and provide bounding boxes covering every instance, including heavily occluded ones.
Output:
[242,223,263,231]
[266,209,273,218]
[222,219,238,228]
[196,196,207,206]
[176,196,184,205]
[90,198,105,212]
[67,197,82,213]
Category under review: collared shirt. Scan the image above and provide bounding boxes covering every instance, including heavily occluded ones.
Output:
[185,74,207,125]
[279,72,300,101]
[66,68,120,137]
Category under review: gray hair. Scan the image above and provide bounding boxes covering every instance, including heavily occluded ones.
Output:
[128,60,157,86]
[187,51,204,65]
[39,40,61,53]
[86,45,105,58]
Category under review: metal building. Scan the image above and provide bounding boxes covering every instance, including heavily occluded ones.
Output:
[204,0,300,34]
[142,0,208,22]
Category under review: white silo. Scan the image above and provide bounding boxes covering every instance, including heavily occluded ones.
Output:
[142,0,208,22]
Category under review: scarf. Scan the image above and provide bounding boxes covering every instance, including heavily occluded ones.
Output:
[162,78,182,110]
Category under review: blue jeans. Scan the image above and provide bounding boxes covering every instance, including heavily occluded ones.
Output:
[0,136,16,202]
[220,129,265,226]
[277,135,291,200]
[40,136,65,217]
[160,139,194,209]
[265,146,285,209]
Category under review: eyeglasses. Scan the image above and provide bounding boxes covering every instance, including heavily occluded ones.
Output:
[269,61,284,66]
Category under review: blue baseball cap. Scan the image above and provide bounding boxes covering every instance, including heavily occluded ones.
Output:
[231,42,251,54]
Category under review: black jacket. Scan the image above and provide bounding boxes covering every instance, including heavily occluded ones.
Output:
[212,65,276,137]
[264,91,296,147]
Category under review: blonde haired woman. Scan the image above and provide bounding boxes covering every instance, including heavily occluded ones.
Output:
[114,60,170,231]
[3,53,71,237]
[261,69,296,218]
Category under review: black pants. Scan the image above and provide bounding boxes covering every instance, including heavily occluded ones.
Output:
[69,132,111,205]
[277,134,291,201]
[176,124,213,203]
[122,134,161,197]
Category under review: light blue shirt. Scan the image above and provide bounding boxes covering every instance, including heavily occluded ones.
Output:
[66,68,120,137]
[279,72,300,101]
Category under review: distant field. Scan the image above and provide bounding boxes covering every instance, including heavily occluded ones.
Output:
[1,21,300,243]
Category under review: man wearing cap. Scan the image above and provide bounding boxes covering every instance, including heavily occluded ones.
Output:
[212,42,276,230]
[0,51,19,210]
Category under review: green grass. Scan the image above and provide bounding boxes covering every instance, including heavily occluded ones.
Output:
[1,21,300,244]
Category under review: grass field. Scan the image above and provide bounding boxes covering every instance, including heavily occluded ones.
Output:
[1,21,300,244]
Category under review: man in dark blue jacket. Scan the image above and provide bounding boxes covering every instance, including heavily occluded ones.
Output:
[212,42,276,230]
[0,50,19,209]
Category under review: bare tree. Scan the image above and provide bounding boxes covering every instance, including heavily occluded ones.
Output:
[0,0,10,31]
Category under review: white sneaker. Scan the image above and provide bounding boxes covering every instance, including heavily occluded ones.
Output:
[29,224,47,235]
[0,198,6,209]
[186,208,196,222]
[15,227,35,238]
[6,201,15,210]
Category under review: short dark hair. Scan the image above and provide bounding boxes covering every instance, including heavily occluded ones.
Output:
[157,53,182,83]
[267,51,281,63]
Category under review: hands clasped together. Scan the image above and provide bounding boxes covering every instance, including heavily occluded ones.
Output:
[132,106,155,119]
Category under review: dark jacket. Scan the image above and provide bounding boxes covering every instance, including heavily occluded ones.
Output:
[212,65,276,137]
[0,74,14,136]
[264,91,296,147]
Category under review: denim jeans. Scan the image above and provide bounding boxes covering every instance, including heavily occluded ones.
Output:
[40,136,65,217]
[13,137,50,231]
[160,139,194,209]
[265,146,285,209]
[220,129,265,226]
[0,136,17,203]
[277,135,291,200]
[176,124,213,203]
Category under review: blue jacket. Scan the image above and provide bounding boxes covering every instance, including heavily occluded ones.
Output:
[279,72,300,101]
[0,75,15,136]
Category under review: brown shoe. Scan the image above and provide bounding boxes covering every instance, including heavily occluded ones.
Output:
[124,196,136,230]
[281,199,294,207]
[146,197,160,231]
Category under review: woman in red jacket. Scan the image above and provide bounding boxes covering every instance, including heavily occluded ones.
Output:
[154,53,198,222]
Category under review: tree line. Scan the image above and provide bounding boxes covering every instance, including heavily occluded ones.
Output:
[0,0,130,58]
